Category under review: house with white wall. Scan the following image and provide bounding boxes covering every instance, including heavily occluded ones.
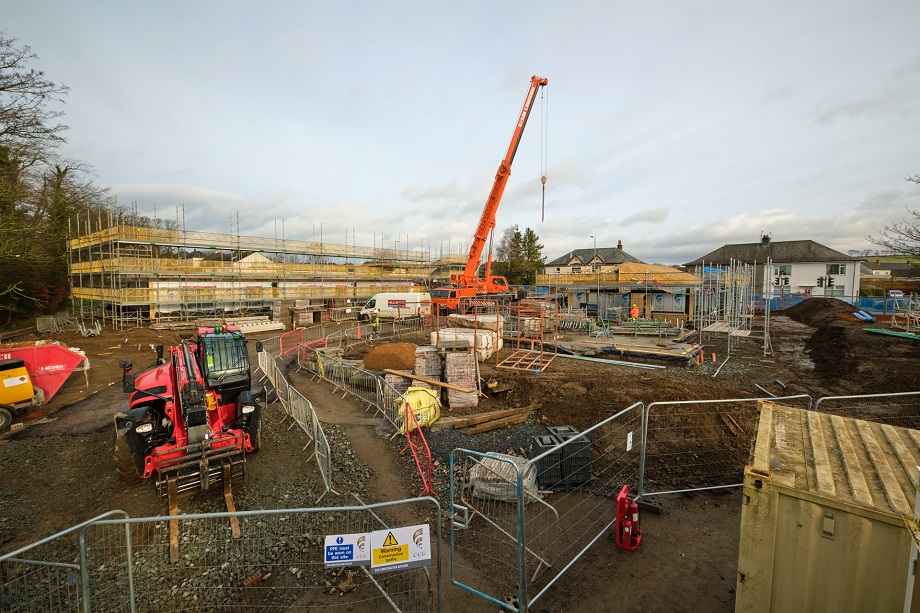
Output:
[684,236,861,298]
[543,240,639,275]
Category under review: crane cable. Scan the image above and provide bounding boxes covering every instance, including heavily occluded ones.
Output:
[540,84,549,222]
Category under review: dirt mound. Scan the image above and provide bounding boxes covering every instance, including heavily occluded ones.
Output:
[362,342,418,371]
[781,297,856,327]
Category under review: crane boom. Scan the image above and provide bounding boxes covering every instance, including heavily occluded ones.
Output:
[453,75,548,287]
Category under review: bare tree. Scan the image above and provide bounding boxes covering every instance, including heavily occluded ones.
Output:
[867,175,920,258]
[0,32,69,153]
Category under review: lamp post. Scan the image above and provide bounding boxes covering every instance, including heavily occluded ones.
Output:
[590,235,600,319]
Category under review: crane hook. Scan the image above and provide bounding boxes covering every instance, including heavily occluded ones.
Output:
[541,175,547,221]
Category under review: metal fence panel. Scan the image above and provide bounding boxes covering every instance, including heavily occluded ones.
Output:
[813,391,920,430]
[0,511,129,613]
[296,345,405,432]
[523,403,644,610]
[4,501,441,613]
[640,395,812,497]
[257,349,337,501]
[449,449,524,611]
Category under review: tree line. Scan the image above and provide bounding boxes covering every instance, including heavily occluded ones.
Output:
[0,33,104,322]
[0,33,171,324]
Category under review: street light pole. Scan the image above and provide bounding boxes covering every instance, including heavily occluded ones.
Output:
[590,235,599,319]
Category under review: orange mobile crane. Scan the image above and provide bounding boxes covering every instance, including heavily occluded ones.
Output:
[431,75,548,313]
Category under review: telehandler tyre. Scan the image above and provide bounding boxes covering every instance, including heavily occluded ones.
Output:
[114,433,140,481]
[249,417,262,453]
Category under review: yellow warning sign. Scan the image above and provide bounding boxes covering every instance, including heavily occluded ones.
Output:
[372,544,409,566]
[370,524,431,574]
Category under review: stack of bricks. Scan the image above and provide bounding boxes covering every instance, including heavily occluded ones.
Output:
[384,371,412,395]
[445,351,478,408]
[413,346,442,391]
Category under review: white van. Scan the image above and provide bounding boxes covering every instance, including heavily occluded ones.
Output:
[359,292,431,321]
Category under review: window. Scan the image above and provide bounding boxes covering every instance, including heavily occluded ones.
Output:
[555,267,561,273]
[202,333,249,381]
[775,265,791,276]
[572,266,582,273]
[826,264,846,275]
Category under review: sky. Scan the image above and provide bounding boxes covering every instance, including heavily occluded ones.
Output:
[4,1,920,265]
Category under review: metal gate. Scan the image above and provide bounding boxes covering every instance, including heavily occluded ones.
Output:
[449,402,644,612]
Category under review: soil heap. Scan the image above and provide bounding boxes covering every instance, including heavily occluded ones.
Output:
[362,342,418,371]
[781,297,858,326]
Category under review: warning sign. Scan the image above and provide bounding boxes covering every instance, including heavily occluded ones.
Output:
[323,532,370,568]
[3,376,28,388]
[370,524,431,574]
[382,531,399,547]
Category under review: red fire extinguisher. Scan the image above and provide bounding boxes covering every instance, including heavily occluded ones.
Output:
[615,485,642,551]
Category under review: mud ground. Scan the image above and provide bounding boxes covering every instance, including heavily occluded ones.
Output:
[1,298,917,612]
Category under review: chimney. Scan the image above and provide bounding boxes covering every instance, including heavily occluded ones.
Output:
[617,240,623,251]
[761,233,771,246]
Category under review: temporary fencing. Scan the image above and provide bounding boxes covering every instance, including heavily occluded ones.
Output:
[296,345,407,433]
[639,394,812,498]
[402,402,435,497]
[257,349,338,502]
[522,403,644,609]
[0,510,129,613]
[1,499,442,612]
[449,403,644,612]
[265,326,435,504]
[293,343,437,511]
[812,391,920,430]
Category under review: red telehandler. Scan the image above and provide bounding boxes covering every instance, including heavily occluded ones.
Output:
[432,75,548,313]
[115,325,264,521]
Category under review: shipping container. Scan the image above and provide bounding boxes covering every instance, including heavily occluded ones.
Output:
[736,401,920,613]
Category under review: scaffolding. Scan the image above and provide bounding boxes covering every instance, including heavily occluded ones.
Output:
[496,299,558,373]
[891,293,920,333]
[67,220,436,329]
[693,259,758,358]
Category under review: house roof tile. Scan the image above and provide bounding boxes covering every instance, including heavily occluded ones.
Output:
[684,239,856,266]
[546,247,640,267]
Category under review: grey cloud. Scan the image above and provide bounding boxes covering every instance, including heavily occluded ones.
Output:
[812,82,917,125]
[620,206,670,227]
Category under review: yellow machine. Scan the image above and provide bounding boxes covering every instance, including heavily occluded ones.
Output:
[0,358,37,430]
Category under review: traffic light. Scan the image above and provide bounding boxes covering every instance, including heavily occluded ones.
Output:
[827,276,835,288]
[816,277,824,287]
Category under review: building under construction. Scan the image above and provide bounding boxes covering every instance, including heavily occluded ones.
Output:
[67,224,447,327]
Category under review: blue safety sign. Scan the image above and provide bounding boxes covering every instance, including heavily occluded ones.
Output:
[323,532,370,568]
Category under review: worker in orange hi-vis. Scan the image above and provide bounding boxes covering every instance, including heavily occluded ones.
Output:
[629,303,640,321]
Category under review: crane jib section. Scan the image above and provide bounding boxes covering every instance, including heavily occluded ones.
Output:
[460,75,548,284]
